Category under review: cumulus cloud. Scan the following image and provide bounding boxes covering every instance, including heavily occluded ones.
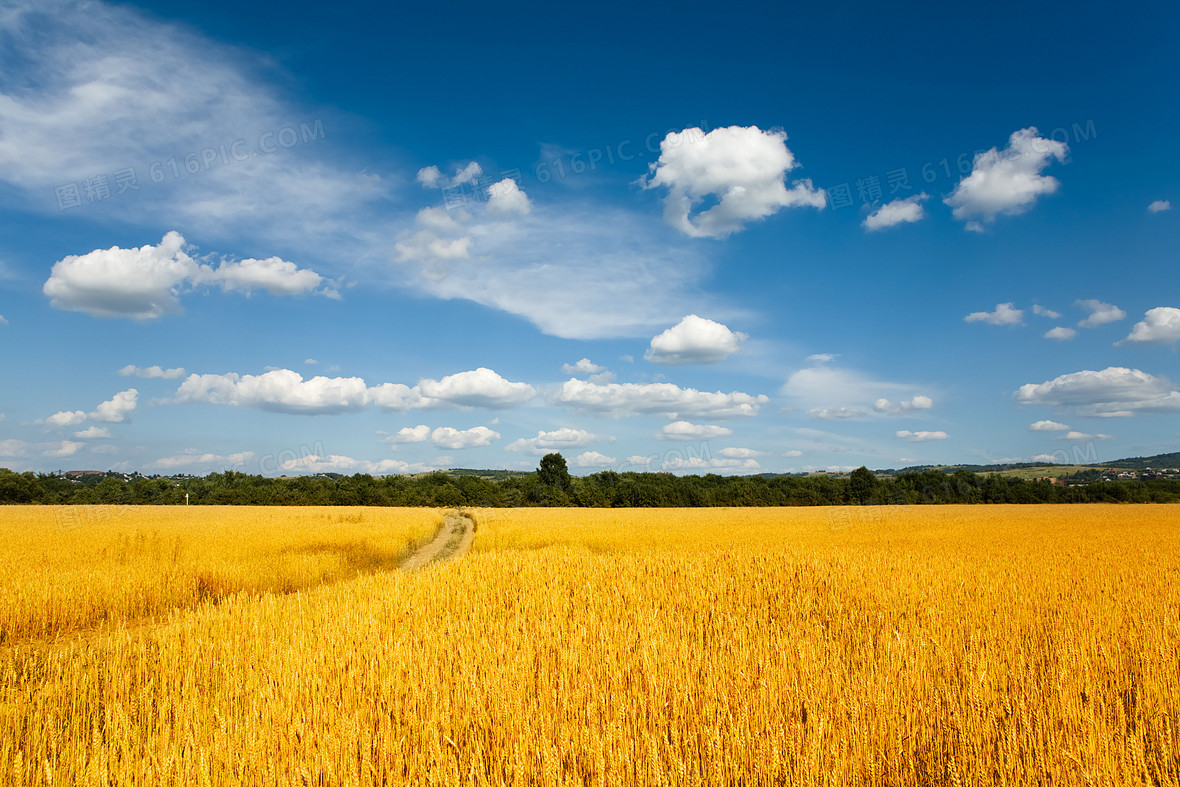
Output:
[1119,307,1180,346]
[486,178,531,216]
[645,315,747,365]
[873,396,933,415]
[559,379,768,419]
[1061,431,1112,441]
[42,232,332,319]
[1045,327,1077,340]
[656,421,734,440]
[172,367,533,414]
[1148,200,1171,213]
[74,426,112,439]
[119,364,186,379]
[383,425,432,444]
[718,447,767,459]
[563,358,604,376]
[965,302,1023,325]
[0,439,28,457]
[198,256,330,297]
[416,162,482,189]
[45,388,138,427]
[417,368,536,409]
[1076,299,1125,328]
[506,428,600,454]
[45,410,88,428]
[276,454,427,476]
[429,426,499,450]
[1014,366,1180,417]
[174,370,370,414]
[896,430,948,442]
[43,232,197,319]
[944,127,1068,229]
[661,455,761,473]
[46,440,85,457]
[153,450,256,472]
[863,193,929,231]
[572,451,617,468]
[639,125,825,239]
[1029,420,1071,431]
[1032,305,1061,319]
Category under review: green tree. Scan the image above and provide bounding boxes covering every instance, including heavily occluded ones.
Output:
[537,453,572,492]
[848,466,879,504]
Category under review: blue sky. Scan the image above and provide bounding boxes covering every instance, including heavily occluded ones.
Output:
[1,0,1177,476]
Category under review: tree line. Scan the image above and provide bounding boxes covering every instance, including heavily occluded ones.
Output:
[0,456,1176,507]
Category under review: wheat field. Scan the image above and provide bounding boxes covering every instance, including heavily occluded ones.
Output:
[2,504,1178,785]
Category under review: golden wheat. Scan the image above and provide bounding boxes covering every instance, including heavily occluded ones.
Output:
[2,504,1178,785]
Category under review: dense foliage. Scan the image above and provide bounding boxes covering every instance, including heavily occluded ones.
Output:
[1,462,1176,506]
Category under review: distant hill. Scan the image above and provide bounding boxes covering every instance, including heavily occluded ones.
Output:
[1097,452,1180,470]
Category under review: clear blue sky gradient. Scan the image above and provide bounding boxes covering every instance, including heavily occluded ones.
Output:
[0,0,1176,475]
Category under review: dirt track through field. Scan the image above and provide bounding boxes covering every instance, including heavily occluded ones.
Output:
[398,511,475,571]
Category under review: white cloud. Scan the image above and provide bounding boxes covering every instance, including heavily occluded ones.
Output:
[276,454,422,476]
[944,127,1068,228]
[416,164,483,190]
[153,450,255,472]
[873,396,934,415]
[863,193,929,231]
[174,370,370,414]
[396,200,718,340]
[1076,299,1125,328]
[1014,366,1180,417]
[1148,200,1171,213]
[119,364,186,379]
[1029,420,1071,431]
[964,302,1023,325]
[43,233,331,319]
[198,256,330,297]
[645,315,747,365]
[0,3,382,248]
[639,125,825,239]
[572,451,617,468]
[384,425,432,444]
[783,449,803,458]
[1061,431,1112,441]
[1032,305,1061,319]
[89,388,137,423]
[45,410,88,428]
[74,426,112,439]
[417,368,536,409]
[506,428,600,454]
[1032,453,1062,464]
[558,379,768,419]
[486,178,531,216]
[896,430,948,442]
[0,439,28,457]
[43,232,197,319]
[656,421,734,440]
[430,426,500,450]
[1119,307,1180,346]
[718,447,767,459]
[807,353,838,363]
[563,358,604,376]
[0,315,7,325]
[45,388,138,427]
[367,383,433,411]
[783,365,931,420]
[1044,326,1077,340]
[46,440,84,457]
[661,455,761,473]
